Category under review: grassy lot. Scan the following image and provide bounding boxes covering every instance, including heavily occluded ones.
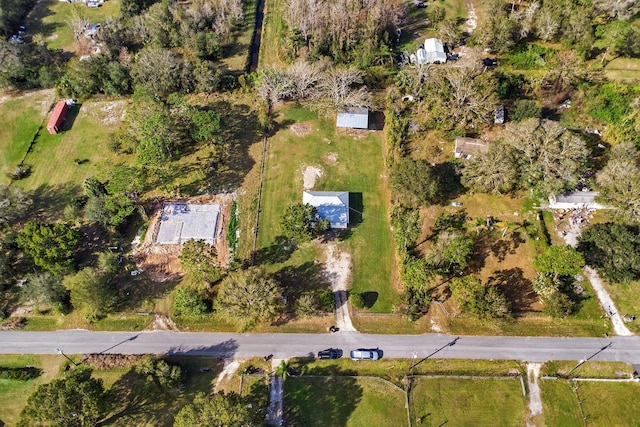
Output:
[604,57,640,83]
[600,279,640,334]
[0,90,56,183]
[256,104,397,312]
[541,379,640,426]
[27,0,121,53]
[259,0,286,68]
[0,355,64,426]
[285,376,407,427]
[409,377,527,427]
[222,0,258,71]
[542,361,634,378]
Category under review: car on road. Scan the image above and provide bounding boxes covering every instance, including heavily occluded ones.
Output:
[318,348,343,359]
[350,348,381,361]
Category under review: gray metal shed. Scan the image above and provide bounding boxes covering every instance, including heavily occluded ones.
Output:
[336,107,369,129]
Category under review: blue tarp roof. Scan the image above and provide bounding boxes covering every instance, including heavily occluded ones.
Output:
[303,191,349,229]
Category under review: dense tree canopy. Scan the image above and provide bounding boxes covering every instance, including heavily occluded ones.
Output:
[533,245,585,280]
[596,141,640,223]
[20,272,68,311]
[179,239,222,285]
[389,158,442,208]
[17,222,81,275]
[280,203,329,243]
[18,368,106,427]
[578,222,640,283]
[0,184,32,227]
[63,267,115,321]
[173,286,207,317]
[461,143,519,194]
[174,391,257,427]
[450,275,510,319]
[215,267,283,330]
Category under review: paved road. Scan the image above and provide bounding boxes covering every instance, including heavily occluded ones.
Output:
[1,331,639,364]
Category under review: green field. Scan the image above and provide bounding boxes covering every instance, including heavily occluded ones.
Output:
[604,57,640,83]
[285,376,407,426]
[541,379,640,426]
[256,104,397,311]
[601,279,640,334]
[409,376,528,427]
[28,0,121,53]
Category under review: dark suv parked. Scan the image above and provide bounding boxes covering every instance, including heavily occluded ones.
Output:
[318,348,343,359]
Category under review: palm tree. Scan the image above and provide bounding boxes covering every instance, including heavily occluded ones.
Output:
[274,360,290,381]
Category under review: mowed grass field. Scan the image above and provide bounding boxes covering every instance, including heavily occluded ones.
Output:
[256,104,397,311]
[285,376,407,427]
[541,379,640,426]
[27,0,121,53]
[409,377,528,427]
[0,90,56,183]
[601,279,640,334]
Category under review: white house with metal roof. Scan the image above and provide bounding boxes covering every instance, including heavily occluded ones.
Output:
[548,191,603,209]
[336,107,369,129]
[303,191,349,229]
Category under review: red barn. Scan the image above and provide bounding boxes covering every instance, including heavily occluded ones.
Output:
[47,101,69,134]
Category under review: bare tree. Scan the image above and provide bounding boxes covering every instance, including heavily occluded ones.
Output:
[66,6,89,42]
[597,141,640,223]
[256,68,295,106]
[535,8,559,41]
[315,66,371,109]
[287,60,322,99]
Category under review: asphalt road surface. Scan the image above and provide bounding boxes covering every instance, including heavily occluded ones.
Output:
[1,331,639,364]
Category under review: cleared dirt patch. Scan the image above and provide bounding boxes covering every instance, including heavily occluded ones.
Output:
[83,99,127,126]
[290,122,312,137]
[133,193,234,282]
[301,165,323,190]
[322,152,339,166]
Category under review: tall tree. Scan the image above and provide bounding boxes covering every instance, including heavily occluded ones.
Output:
[533,245,585,281]
[174,391,257,427]
[426,231,474,274]
[0,184,32,227]
[280,203,329,243]
[179,239,221,285]
[578,222,640,283]
[20,272,68,310]
[596,141,640,223]
[461,142,518,194]
[502,118,588,196]
[214,267,283,330]
[450,275,510,319]
[389,158,442,208]
[63,267,115,321]
[18,368,106,427]
[17,222,80,275]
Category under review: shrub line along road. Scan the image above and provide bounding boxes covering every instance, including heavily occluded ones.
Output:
[1,331,640,364]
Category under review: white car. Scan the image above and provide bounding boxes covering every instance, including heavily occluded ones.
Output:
[350,348,381,361]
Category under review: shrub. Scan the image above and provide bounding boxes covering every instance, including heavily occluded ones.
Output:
[0,366,41,381]
[512,100,541,122]
[350,292,365,309]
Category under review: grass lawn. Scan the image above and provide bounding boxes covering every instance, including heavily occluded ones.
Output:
[0,90,56,183]
[542,361,634,378]
[0,355,64,426]
[604,57,640,83]
[601,279,640,334]
[285,376,407,427]
[409,377,527,427]
[222,0,258,71]
[27,0,121,53]
[259,0,286,68]
[541,379,640,426]
[256,104,397,312]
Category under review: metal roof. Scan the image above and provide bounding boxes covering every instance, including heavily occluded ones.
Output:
[156,203,220,244]
[423,38,447,63]
[336,108,369,129]
[303,191,349,229]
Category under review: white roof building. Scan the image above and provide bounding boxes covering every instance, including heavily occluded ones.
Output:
[548,191,603,210]
[156,203,220,244]
[336,107,369,129]
[303,191,349,229]
[422,38,447,64]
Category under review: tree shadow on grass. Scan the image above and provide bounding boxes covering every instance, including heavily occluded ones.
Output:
[487,268,536,313]
[30,182,81,221]
[253,236,297,265]
[275,261,332,306]
[284,366,363,427]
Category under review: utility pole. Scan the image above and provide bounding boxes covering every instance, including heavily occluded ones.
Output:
[56,348,79,366]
